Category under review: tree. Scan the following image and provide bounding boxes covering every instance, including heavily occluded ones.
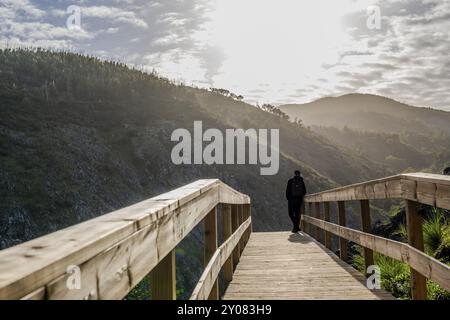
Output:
[209,88,244,101]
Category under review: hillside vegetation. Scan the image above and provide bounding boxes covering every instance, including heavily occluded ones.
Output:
[0,49,391,298]
[280,93,450,134]
[0,49,391,247]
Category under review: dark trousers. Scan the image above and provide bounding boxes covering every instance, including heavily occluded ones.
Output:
[288,199,303,230]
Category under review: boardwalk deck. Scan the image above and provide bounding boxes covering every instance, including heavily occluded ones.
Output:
[223,232,394,300]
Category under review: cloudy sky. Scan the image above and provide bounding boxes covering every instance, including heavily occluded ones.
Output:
[1,0,450,110]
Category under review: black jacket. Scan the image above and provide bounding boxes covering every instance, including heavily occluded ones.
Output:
[286,177,307,201]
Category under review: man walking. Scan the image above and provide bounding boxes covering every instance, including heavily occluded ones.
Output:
[286,170,307,233]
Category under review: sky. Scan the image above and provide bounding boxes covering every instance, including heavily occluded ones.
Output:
[1,0,450,110]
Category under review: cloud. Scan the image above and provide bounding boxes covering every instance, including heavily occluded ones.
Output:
[0,1,92,49]
[80,6,148,29]
[1,0,45,19]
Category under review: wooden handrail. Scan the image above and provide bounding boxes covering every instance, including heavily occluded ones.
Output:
[191,216,252,300]
[0,179,251,300]
[302,172,450,300]
[305,173,450,210]
[302,215,450,292]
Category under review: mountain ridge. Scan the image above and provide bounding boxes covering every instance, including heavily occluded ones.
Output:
[280,93,450,134]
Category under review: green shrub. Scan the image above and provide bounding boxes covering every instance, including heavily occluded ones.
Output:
[423,208,449,256]
[353,248,411,299]
[352,208,450,300]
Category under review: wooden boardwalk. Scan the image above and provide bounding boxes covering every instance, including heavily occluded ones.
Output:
[3,174,448,300]
[223,232,394,300]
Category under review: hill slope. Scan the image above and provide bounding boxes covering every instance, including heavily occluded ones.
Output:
[280,94,450,172]
[0,49,392,298]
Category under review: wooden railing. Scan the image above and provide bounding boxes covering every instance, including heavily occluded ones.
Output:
[301,173,450,300]
[0,179,252,300]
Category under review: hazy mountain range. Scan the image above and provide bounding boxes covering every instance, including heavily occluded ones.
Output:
[280,94,450,173]
[280,94,450,134]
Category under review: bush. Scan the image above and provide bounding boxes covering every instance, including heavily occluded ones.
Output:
[351,207,450,300]
[423,208,449,257]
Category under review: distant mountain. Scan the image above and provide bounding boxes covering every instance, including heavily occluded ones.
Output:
[280,93,450,135]
[280,94,450,173]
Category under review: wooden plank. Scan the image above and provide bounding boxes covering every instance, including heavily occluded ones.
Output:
[302,215,450,293]
[223,232,393,300]
[151,250,176,300]
[204,207,219,300]
[191,218,251,300]
[21,287,46,300]
[374,182,387,198]
[219,183,251,205]
[222,204,233,287]
[360,200,374,276]
[402,173,450,186]
[416,181,436,207]
[386,179,402,198]
[323,202,331,250]
[436,184,450,211]
[401,179,417,201]
[304,173,450,210]
[337,201,348,262]
[405,200,427,300]
[45,221,157,300]
[305,175,401,202]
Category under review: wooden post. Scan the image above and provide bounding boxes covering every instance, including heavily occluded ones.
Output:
[304,203,309,234]
[314,202,321,242]
[243,204,251,245]
[222,204,233,288]
[248,204,253,238]
[360,200,374,276]
[204,207,219,300]
[324,202,332,249]
[239,205,245,254]
[406,200,427,300]
[231,205,240,268]
[337,201,348,262]
[300,202,306,231]
[308,202,314,235]
[151,250,176,300]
